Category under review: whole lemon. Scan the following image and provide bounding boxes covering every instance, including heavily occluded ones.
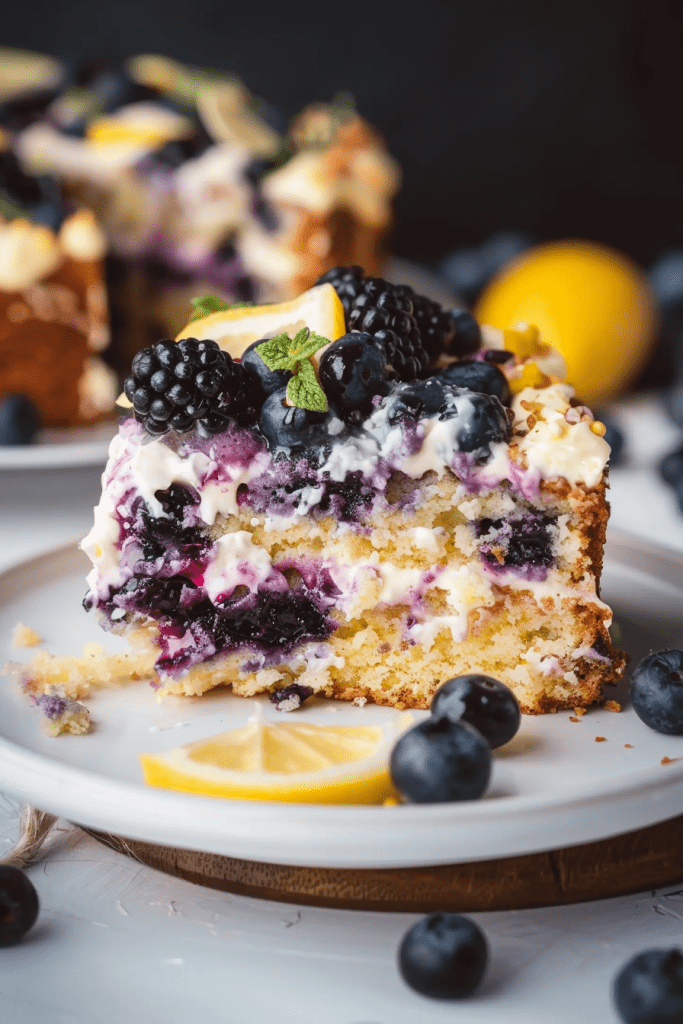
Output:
[474,240,658,405]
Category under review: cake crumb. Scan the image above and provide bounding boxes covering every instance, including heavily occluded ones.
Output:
[603,700,621,713]
[569,716,581,723]
[573,707,587,717]
[624,743,633,749]
[595,736,607,742]
[12,622,43,648]
[383,796,400,807]
[33,693,91,736]
[661,756,679,765]
[352,696,368,707]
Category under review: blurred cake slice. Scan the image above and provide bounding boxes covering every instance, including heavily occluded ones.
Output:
[0,137,115,427]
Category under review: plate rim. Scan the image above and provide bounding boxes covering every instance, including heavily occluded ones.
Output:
[0,421,117,471]
[2,529,683,869]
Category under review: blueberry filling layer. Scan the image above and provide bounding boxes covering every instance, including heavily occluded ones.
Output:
[99,572,334,675]
[475,513,556,579]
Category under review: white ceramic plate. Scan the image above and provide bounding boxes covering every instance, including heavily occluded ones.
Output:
[0,421,118,470]
[1,532,683,870]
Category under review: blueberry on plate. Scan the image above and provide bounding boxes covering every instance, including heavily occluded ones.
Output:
[0,394,42,445]
[431,674,520,749]
[398,912,488,999]
[630,650,683,734]
[613,948,683,1024]
[389,717,491,803]
[0,865,39,947]
[659,446,683,489]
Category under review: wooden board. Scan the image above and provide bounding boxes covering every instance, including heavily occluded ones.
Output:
[87,813,683,911]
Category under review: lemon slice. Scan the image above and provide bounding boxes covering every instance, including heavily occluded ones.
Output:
[140,715,407,804]
[197,85,281,156]
[176,283,346,361]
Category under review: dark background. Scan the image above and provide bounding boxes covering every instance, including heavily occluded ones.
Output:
[4,0,683,266]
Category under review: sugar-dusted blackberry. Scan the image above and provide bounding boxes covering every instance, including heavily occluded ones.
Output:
[124,337,262,437]
[318,332,396,423]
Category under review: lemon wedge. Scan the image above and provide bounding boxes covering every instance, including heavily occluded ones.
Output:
[140,715,407,804]
[176,283,346,361]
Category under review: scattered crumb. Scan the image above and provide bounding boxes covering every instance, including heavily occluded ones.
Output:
[661,757,679,765]
[383,796,401,807]
[624,743,633,749]
[603,700,622,713]
[595,736,607,743]
[573,707,587,717]
[12,622,43,648]
[33,693,91,736]
[394,701,406,710]
[352,696,368,707]
[569,716,581,723]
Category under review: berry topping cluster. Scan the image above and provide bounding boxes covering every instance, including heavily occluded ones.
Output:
[124,337,261,436]
[122,268,518,461]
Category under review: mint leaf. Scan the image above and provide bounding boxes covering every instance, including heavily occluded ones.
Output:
[255,333,296,371]
[287,358,328,412]
[188,295,254,323]
[256,328,329,370]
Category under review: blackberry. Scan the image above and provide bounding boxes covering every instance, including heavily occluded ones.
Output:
[316,267,429,380]
[123,338,262,437]
[409,293,455,361]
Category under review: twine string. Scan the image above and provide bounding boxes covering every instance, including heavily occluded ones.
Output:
[0,806,58,869]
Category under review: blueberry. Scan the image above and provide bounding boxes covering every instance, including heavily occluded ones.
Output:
[241,341,292,396]
[613,948,683,1024]
[663,380,683,428]
[437,360,511,405]
[660,446,683,488]
[384,379,451,425]
[630,650,683,734]
[390,717,491,803]
[0,865,39,947]
[258,387,337,456]
[599,413,625,465]
[431,674,520,749]
[449,310,482,357]
[439,390,511,459]
[398,913,487,999]
[0,394,42,445]
[318,333,395,422]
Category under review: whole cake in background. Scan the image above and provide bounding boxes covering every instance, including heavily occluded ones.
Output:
[17,266,626,719]
[0,131,116,429]
[9,54,400,369]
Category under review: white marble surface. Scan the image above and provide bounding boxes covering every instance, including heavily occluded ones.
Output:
[2,394,683,1023]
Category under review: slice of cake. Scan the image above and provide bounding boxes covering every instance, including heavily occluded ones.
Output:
[72,269,624,714]
[0,137,115,427]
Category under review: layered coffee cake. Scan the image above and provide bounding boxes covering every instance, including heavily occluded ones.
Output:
[63,267,625,715]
